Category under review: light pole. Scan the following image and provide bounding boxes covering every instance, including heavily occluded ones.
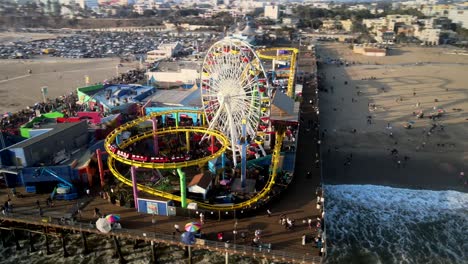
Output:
[41,86,48,103]
[233,229,237,247]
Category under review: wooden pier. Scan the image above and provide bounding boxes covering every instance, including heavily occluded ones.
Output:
[0,214,322,263]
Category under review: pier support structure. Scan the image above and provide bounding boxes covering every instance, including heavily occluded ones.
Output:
[0,230,7,247]
[131,166,139,209]
[176,168,187,208]
[151,118,159,155]
[113,236,126,264]
[43,227,52,255]
[150,241,157,264]
[12,230,21,250]
[81,232,89,255]
[28,231,36,253]
[61,232,69,257]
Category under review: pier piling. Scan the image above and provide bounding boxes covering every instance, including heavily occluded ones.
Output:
[150,241,157,264]
[112,236,126,264]
[43,228,52,255]
[81,232,89,255]
[185,246,192,264]
[0,229,7,247]
[61,233,69,257]
[28,232,36,253]
[12,230,21,250]
[133,239,139,249]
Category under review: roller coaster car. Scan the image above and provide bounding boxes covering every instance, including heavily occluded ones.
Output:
[242,57,250,63]
[117,150,131,159]
[108,144,118,153]
[171,156,190,162]
[132,155,148,162]
[150,157,170,163]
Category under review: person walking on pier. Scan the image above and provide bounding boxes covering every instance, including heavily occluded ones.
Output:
[94,207,101,218]
[199,212,205,224]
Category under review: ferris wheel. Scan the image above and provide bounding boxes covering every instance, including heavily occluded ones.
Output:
[200,38,271,166]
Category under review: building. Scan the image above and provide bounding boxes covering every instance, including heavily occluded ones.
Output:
[146,42,183,63]
[397,25,416,37]
[77,84,156,114]
[386,15,417,32]
[353,45,387,57]
[363,18,387,33]
[421,4,451,17]
[283,17,299,28]
[416,27,441,45]
[321,20,342,30]
[6,121,88,167]
[146,61,201,87]
[77,0,98,9]
[448,6,468,29]
[341,19,354,32]
[264,5,280,20]
[188,172,213,200]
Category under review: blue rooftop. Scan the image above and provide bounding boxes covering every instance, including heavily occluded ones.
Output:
[92,84,156,111]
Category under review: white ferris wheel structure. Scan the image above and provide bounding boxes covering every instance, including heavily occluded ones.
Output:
[200,38,271,166]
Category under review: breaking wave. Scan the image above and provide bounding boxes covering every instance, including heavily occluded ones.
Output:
[324,185,468,264]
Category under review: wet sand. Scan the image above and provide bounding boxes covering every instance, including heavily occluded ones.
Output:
[318,43,468,192]
[0,57,137,114]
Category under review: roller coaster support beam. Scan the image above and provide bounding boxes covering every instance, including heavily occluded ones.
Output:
[287,50,298,98]
[221,153,226,180]
[241,119,247,189]
[175,113,179,128]
[186,131,190,152]
[271,131,285,178]
[177,168,188,208]
[151,118,159,155]
[97,149,105,187]
[131,166,139,210]
[210,135,215,155]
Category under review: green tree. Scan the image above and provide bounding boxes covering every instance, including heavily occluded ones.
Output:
[143,9,155,17]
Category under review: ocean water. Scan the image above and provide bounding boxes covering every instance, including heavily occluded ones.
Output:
[324,185,468,264]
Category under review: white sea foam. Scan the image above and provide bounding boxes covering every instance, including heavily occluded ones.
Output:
[324,185,468,264]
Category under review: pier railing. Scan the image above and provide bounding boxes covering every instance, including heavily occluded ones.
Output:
[0,214,322,264]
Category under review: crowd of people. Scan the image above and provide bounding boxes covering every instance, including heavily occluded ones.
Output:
[1,92,79,134]
[107,69,147,85]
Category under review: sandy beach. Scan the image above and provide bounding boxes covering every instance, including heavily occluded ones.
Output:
[317,43,468,191]
[0,57,137,114]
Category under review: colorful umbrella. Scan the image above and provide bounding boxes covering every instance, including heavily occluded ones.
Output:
[185,222,202,232]
[105,214,121,223]
[96,218,112,233]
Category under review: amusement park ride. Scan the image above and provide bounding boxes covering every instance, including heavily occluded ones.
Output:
[104,39,299,212]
